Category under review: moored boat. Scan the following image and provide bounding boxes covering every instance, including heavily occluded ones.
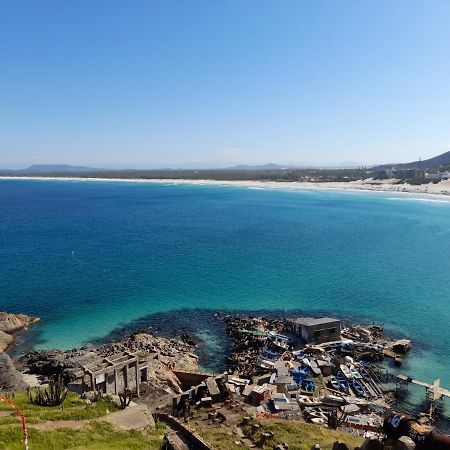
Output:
[258,359,275,369]
[269,332,290,350]
[297,395,322,407]
[352,378,367,397]
[329,375,340,391]
[322,394,347,406]
[349,367,362,379]
[340,364,353,380]
[336,370,350,393]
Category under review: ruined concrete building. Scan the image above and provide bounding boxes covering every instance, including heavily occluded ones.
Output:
[67,351,151,397]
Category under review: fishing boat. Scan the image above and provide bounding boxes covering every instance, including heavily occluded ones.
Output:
[300,379,316,393]
[305,407,328,424]
[324,342,342,350]
[269,332,290,350]
[292,350,305,359]
[352,378,366,397]
[259,350,279,362]
[349,367,363,379]
[359,367,371,382]
[308,359,322,377]
[322,394,347,406]
[344,356,354,365]
[258,359,275,370]
[336,371,350,393]
[297,395,321,407]
[328,375,340,391]
[291,368,310,379]
[340,364,353,380]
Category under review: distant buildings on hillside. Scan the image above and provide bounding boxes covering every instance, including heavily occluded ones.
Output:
[424,170,450,181]
[376,167,450,181]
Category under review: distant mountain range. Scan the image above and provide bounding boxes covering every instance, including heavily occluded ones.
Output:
[2,151,450,174]
[1,162,363,173]
[0,164,101,173]
[226,163,362,170]
[227,163,293,170]
[22,164,100,173]
[374,150,450,170]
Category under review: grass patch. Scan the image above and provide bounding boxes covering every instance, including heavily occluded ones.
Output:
[195,427,246,450]
[0,392,118,421]
[0,417,41,426]
[0,421,166,450]
[0,391,167,449]
[195,417,364,450]
[242,418,363,449]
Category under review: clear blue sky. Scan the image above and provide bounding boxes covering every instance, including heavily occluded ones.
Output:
[1,0,450,168]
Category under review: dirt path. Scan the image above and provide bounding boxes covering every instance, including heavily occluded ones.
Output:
[104,404,154,430]
[32,420,88,431]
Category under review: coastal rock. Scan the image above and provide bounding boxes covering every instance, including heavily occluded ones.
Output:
[0,330,14,353]
[0,353,28,390]
[0,312,39,352]
[19,331,199,391]
[19,350,68,375]
[0,312,39,333]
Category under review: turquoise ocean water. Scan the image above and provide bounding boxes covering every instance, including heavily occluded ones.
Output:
[1,179,450,393]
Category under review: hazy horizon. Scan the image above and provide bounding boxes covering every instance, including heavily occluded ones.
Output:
[0,158,403,171]
[1,1,450,167]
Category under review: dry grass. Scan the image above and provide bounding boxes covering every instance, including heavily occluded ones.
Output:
[196,416,364,450]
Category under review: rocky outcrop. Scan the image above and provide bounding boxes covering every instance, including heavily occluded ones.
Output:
[19,331,198,393]
[0,330,14,353]
[0,312,39,352]
[123,332,198,371]
[0,312,39,334]
[0,353,28,390]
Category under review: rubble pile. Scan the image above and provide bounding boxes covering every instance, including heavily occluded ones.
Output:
[223,315,284,376]
[341,325,384,343]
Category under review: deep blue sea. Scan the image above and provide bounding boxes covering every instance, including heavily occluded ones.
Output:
[2,179,450,394]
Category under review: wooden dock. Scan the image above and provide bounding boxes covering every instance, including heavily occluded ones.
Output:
[396,375,450,400]
[396,374,450,415]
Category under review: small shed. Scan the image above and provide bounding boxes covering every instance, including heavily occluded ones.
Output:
[249,383,277,406]
[288,317,341,344]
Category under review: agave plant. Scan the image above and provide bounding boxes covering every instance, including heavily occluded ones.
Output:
[29,376,68,407]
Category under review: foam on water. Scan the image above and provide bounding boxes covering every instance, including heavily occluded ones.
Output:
[387,196,450,204]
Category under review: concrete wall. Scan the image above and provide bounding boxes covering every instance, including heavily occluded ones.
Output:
[302,321,341,344]
[78,361,141,395]
[173,370,210,390]
[288,318,341,344]
[158,413,215,450]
